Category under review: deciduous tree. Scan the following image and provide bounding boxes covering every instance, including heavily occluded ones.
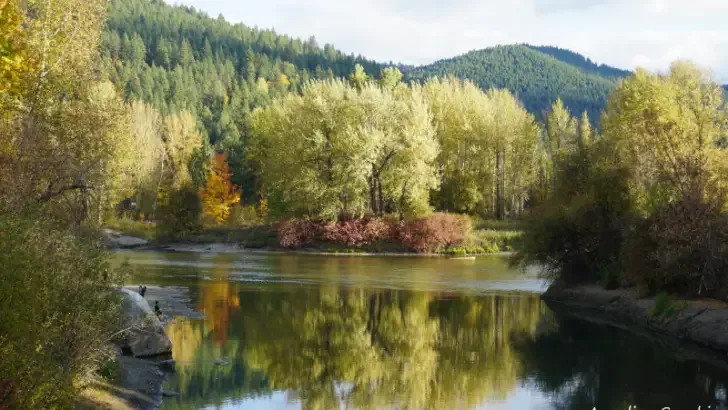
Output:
[200,153,241,223]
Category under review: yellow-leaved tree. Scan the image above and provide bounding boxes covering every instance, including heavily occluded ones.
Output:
[200,153,241,223]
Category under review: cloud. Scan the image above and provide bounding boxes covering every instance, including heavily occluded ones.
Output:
[531,0,614,15]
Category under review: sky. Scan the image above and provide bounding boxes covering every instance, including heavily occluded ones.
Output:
[172,0,728,82]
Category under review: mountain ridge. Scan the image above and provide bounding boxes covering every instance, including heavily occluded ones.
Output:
[405,44,623,121]
[104,0,632,126]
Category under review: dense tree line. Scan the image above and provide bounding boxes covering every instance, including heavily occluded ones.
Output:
[102,0,383,199]
[406,45,620,123]
[0,0,133,407]
[514,61,728,301]
[249,69,545,222]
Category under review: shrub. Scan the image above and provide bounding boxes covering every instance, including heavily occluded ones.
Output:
[97,357,119,381]
[624,187,728,299]
[397,213,472,253]
[511,142,633,286]
[321,217,391,247]
[276,219,320,248]
[0,210,125,409]
[157,184,203,240]
[467,246,487,255]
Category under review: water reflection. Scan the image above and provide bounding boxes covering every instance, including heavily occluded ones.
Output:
[513,309,728,410]
[162,286,545,410]
[116,251,728,410]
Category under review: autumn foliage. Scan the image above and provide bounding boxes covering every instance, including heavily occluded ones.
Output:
[396,213,472,253]
[200,153,241,224]
[276,213,470,252]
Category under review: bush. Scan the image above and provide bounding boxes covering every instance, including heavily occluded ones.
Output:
[0,210,124,409]
[97,357,119,381]
[511,142,633,285]
[624,188,728,299]
[396,213,472,253]
[274,214,473,252]
[321,217,391,247]
[276,219,320,248]
[157,185,203,240]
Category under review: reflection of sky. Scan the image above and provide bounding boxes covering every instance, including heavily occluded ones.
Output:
[203,385,551,410]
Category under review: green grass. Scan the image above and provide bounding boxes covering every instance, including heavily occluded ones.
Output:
[471,217,524,231]
[651,292,686,319]
[469,229,521,252]
[105,218,157,241]
[107,216,525,254]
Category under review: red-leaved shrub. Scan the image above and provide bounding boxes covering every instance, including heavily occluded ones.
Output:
[276,219,320,248]
[321,217,391,247]
[275,213,471,252]
[396,213,472,253]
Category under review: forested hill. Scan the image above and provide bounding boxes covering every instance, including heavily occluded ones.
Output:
[405,45,625,121]
[103,0,629,142]
[524,45,631,78]
[102,0,382,145]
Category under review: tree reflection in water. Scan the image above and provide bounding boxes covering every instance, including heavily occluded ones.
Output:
[152,252,728,410]
[161,283,545,409]
[512,307,728,410]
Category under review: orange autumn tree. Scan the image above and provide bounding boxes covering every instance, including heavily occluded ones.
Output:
[200,153,241,223]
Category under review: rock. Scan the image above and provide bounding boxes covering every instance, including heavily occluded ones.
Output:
[104,228,149,249]
[156,359,176,372]
[115,355,166,410]
[118,288,173,357]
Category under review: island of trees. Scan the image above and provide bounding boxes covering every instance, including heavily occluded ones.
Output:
[2,0,728,406]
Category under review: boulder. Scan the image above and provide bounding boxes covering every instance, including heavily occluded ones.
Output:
[118,288,173,357]
[104,228,149,249]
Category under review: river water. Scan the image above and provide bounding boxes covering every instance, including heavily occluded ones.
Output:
[115,250,728,410]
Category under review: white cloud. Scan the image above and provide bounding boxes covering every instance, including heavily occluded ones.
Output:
[171,0,728,81]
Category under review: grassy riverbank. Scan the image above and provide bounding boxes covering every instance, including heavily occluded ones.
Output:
[106,216,523,255]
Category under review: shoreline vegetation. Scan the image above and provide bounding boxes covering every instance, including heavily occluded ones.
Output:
[511,62,728,358]
[105,216,523,256]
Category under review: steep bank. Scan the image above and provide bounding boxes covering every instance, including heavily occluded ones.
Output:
[542,283,728,356]
[81,288,179,410]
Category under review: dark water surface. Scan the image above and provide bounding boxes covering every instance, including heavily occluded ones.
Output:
[115,251,728,410]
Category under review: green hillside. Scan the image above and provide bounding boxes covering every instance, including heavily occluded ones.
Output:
[405,45,625,121]
[102,0,383,145]
[524,45,631,78]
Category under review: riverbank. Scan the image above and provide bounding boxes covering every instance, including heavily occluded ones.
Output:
[104,226,519,257]
[542,283,728,356]
[77,286,193,410]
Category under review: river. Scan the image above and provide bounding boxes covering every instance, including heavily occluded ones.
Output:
[115,250,728,410]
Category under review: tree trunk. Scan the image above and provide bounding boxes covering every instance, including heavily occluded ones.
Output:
[377,177,384,216]
[98,184,105,224]
[370,167,377,214]
[496,151,505,220]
